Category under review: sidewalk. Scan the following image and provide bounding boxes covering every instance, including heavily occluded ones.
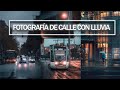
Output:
[82,59,111,68]
[82,59,120,68]
[82,60,120,79]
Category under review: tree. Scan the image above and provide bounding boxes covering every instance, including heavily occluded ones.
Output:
[20,30,43,56]
[0,20,18,51]
[0,20,18,63]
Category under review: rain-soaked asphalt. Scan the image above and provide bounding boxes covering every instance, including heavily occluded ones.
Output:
[0,58,80,79]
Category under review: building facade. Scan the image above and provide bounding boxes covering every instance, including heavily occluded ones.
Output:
[80,11,120,61]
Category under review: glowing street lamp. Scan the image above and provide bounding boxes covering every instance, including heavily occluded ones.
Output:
[61,12,68,19]
[60,11,72,61]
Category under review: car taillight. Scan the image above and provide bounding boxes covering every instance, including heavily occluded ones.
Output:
[55,62,58,65]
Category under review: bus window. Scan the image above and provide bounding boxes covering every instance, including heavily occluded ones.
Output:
[55,55,66,61]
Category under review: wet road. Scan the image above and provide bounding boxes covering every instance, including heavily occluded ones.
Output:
[0,63,16,79]
[40,60,80,79]
[82,60,120,79]
[0,59,80,79]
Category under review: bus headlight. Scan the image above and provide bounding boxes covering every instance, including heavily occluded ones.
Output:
[63,61,67,65]
[55,62,58,65]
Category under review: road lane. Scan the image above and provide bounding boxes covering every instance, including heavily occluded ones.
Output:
[4,58,81,79]
[15,62,42,79]
[40,60,81,79]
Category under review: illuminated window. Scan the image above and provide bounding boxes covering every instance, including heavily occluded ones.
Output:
[114,54,119,59]
[112,48,120,59]
[113,11,120,16]
[100,11,109,18]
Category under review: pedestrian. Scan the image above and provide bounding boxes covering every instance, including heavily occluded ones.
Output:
[102,52,106,62]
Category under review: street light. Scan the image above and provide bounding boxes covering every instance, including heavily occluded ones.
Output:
[60,11,72,61]
[61,12,68,20]
[60,12,68,45]
[61,12,69,46]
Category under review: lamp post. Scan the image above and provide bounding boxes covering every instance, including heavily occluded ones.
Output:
[61,11,72,60]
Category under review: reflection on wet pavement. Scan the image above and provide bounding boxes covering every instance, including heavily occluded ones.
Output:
[82,60,120,79]
[52,69,80,79]
[40,60,81,79]
[0,59,81,79]
[82,60,110,68]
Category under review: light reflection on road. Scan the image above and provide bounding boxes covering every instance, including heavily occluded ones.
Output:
[51,60,81,79]
[52,70,80,79]
[18,64,21,69]
[17,63,28,69]
[7,59,81,79]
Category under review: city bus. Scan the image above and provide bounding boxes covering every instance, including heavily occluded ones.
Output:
[5,50,17,63]
[49,44,69,69]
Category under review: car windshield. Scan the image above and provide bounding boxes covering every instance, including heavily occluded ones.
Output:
[30,56,35,59]
[22,56,26,60]
[22,56,26,58]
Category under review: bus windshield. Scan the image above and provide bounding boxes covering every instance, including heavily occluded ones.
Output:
[55,55,66,61]
[6,50,17,59]
[54,47,66,61]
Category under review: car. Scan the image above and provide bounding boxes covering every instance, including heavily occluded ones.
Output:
[19,56,27,63]
[6,58,16,63]
[29,56,35,63]
[19,60,27,63]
